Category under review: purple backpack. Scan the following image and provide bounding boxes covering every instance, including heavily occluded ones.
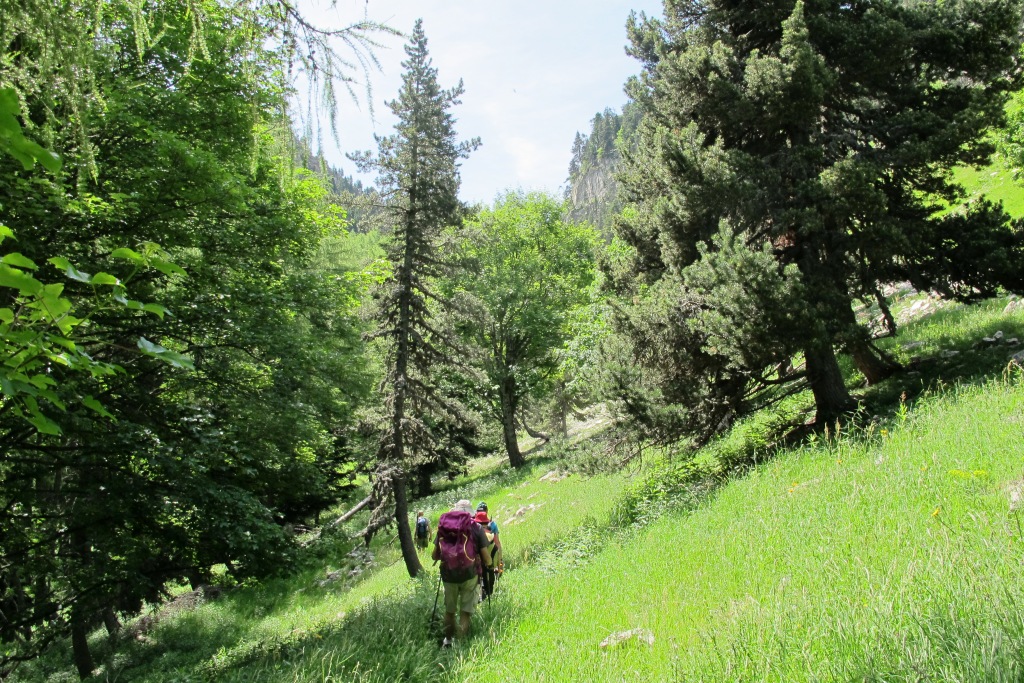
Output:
[436,510,478,571]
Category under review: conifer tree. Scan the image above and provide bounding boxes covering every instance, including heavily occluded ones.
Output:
[611,0,1024,440]
[353,19,478,577]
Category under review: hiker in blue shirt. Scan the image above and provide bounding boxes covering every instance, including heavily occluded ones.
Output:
[475,502,502,600]
[414,510,431,550]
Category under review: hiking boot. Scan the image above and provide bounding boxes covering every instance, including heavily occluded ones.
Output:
[441,637,453,648]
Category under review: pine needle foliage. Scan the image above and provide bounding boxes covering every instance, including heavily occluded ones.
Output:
[609,0,1024,446]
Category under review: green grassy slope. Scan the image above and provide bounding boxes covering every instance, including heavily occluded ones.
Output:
[453,377,1024,681]
[953,157,1024,218]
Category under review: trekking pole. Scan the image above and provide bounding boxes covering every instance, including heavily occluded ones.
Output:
[428,572,442,631]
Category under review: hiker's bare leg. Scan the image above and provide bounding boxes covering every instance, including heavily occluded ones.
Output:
[443,612,456,638]
[459,611,472,637]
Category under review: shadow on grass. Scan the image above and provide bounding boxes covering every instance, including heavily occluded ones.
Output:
[82,450,566,681]
[865,301,1024,417]
[753,300,1024,449]
[410,453,565,517]
[184,573,520,683]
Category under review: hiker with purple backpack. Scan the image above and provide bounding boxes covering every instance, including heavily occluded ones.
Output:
[432,499,492,647]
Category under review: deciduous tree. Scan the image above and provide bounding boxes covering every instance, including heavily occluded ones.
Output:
[445,192,597,467]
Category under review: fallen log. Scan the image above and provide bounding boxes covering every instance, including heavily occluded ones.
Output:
[328,495,373,528]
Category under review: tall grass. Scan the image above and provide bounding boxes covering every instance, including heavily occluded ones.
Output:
[451,374,1024,681]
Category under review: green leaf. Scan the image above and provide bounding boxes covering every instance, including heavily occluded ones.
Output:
[0,308,13,324]
[0,225,14,245]
[137,337,194,370]
[151,259,187,277]
[28,374,55,389]
[110,247,144,263]
[137,337,164,355]
[0,89,61,173]
[2,252,37,270]
[0,264,42,294]
[26,412,61,435]
[82,395,115,420]
[142,303,170,319]
[89,272,119,286]
[36,291,72,319]
[48,257,91,283]
[35,387,65,411]
[48,336,76,351]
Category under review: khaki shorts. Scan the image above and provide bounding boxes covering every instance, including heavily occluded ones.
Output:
[443,576,478,615]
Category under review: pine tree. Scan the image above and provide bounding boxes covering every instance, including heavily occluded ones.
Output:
[352,19,478,578]
[612,0,1023,439]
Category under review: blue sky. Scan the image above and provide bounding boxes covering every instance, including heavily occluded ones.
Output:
[295,0,664,204]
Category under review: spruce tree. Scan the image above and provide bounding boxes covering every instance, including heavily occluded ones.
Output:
[611,0,1024,439]
[353,19,478,577]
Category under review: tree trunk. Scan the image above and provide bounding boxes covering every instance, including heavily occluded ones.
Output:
[804,339,856,426]
[499,374,524,467]
[392,473,422,578]
[69,521,96,679]
[518,409,550,443]
[555,380,568,438]
[874,289,897,337]
[328,495,372,528]
[851,338,900,385]
[187,568,212,592]
[795,229,857,426]
[102,607,121,639]
[70,606,94,680]
[415,465,432,497]
[839,298,900,385]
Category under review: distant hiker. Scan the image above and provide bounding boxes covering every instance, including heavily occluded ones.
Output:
[415,510,431,550]
[474,509,498,600]
[433,499,492,647]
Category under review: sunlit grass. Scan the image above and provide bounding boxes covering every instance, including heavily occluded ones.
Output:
[451,374,1024,681]
[953,158,1024,218]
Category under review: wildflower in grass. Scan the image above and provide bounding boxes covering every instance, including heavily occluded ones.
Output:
[932,506,941,517]
[881,429,888,437]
